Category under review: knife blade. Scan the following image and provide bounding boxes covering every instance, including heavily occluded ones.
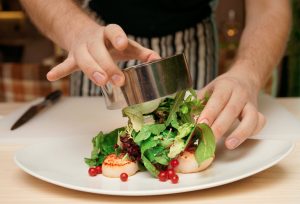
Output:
[11,90,62,130]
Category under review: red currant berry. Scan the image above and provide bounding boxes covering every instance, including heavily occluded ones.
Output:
[95,166,102,174]
[170,174,179,184]
[167,168,176,179]
[158,171,168,182]
[88,167,97,177]
[120,173,128,182]
[170,159,179,168]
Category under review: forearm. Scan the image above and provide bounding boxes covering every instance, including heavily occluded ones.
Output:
[232,0,291,89]
[20,0,98,50]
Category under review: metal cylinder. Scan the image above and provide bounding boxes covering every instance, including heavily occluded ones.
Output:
[101,53,192,109]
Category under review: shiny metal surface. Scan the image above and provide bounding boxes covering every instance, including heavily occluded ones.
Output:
[102,53,192,109]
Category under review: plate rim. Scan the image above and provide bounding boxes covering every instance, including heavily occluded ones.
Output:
[14,140,295,196]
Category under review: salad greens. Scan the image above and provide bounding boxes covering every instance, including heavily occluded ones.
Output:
[85,89,216,177]
[85,127,124,167]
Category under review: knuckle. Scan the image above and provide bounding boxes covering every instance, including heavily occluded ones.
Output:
[202,107,217,121]
[227,104,240,116]
[213,124,225,139]
[238,91,248,100]
[75,58,95,76]
[258,112,267,126]
[106,23,119,29]
[217,93,228,103]
[99,63,117,76]
[86,40,97,51]
[105,24,123,36]
[235,129,250,140]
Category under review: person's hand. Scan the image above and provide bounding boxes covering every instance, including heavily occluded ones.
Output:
[47,24,160,86]
[197,66,266,149]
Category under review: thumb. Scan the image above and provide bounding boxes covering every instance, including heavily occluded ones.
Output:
[104,24,128,51]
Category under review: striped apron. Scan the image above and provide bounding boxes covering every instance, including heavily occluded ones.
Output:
[70,3,218,96]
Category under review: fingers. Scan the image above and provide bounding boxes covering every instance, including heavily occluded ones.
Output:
[73,44,108,86]
[47,54,77,81]
[87,40,125,86]
[225,103,258,150]
[197,84,232,126]
[252,112,266,135]
[126,39,161,62]
[197,85,211,100]
[56,24,160,87]
[104,24,160,63]
[104,24,128,51]
[210,91,247,140]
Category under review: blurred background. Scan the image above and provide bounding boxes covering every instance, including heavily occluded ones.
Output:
[0,0,299,102]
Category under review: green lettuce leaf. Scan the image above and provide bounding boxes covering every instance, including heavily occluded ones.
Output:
[122,99,161,131]
[140,137,159,154]
[134,124,166,144]
[168,138,185,158]
[177,123,195,139]
[144,146,165,162]
[154,153,170,165]
[122,107,144,131]
[195,123,216,165]
[165,90,185,126]
[141,155,160,177]
[131,99,161,114]
[84,127,124,167]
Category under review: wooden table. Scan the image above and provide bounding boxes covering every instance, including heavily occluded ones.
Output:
[1,98,300,203]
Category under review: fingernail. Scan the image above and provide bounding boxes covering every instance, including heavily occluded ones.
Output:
[199,118,209,125]
[92,72,105,85]
[226,137,240,149]
[115,36,125,47]
[111,74,123,85]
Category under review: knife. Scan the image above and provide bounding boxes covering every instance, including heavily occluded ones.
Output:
[11,90,62,130]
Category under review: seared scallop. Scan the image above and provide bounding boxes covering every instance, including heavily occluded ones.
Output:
[102,153,139,178]
[174,150,214,173]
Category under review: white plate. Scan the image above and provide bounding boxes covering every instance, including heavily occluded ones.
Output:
[15,136,294,196]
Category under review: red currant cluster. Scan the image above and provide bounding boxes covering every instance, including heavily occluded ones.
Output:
[158,159,180,184]
[88,166,128,182]
[88,166,102,176]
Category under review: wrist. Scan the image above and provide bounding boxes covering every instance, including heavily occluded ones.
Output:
[56,14,101,51]
[228,59,262,93]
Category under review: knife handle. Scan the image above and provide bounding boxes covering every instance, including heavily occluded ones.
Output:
[45,90,62,103]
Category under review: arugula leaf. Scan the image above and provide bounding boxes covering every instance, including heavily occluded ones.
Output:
[122,99,161,131]
[165,90,185,126]
[189,88,198,98]
[140,137,159,154]
[84,158,97,167]
[144,146,165,162]
[134,132,151,144]
[131,99,161,114]
[154,153,170,165]
[180,104,189,114]
[183,126,197,150]
[168,138,185,158]
[141,155,159,177]
[101,128,122,153]
[134,124,166,144]
[84,127,124,167]
[195,123,216,165]
[122,107,143,131]
[158,130,176,148]
[167,123,195,158]
[177,123,195,139]
[168,111,181,129]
